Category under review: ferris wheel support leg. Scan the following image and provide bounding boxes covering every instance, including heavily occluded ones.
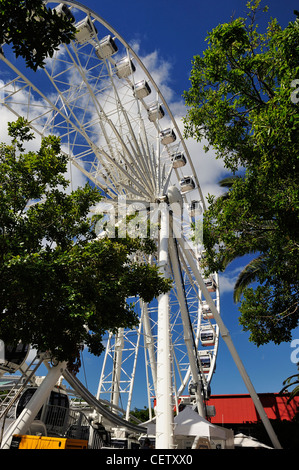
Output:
[111,328,124,411]
[155,205,174,449]
[168,234,205,418]
[0,361,67,449]
[176,234,282,450]
[142,301,158,396]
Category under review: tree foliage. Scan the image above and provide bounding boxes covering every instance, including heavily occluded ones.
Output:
[280,364,299,402]
[0,118,171,370]
[130,407,153,423]
[0,0,76,70]
[183,1,299,345]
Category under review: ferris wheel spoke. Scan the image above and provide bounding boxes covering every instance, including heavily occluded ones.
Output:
[134,136,157,193]
[58,42,158,199]
[103,121,155,197]
[126,139,156,194]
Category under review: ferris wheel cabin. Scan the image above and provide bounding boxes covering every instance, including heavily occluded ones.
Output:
[53,3,75,23]
[200,327,216,347]
[147,103,165,122]
[198,353,211,373]
[188,200,202,216]
[160,128,176,145]
[171,152,187,168]
[0,343,29,374]
[15,386,70,436]
[202,301,214,320]
[95,35,118,59]
[75,17,98,44]
[204,276,217,292]
[179,176,196,193]
[115,56,136,78]
[133,80,151,99]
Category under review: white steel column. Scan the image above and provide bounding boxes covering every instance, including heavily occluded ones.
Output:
[96,331,113,400]
[111,328,124,411]
[175,228,282,450]
[1,361,67,449]
[125,319,142,421]
[155,203,174,449]
[142,301,157,395]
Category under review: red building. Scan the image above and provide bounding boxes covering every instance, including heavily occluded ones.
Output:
[154,392,299,447]
[207,393,299,425]
[205,393,299,448]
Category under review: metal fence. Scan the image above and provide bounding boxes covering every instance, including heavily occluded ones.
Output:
[43,404,107,449]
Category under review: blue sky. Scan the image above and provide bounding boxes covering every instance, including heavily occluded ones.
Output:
[85,0,298,96]
[70,0,299,408]
[1,0,298,412]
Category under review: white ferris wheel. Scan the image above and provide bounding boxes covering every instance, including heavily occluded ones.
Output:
[0,1,281,449]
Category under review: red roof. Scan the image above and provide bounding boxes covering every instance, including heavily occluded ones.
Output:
[208,393,299,424]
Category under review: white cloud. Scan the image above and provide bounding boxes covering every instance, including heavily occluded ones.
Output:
[0,36,228,207]
[0,87,88,193]
[218,264,246,294]
[218,274,236,294]
[131,44,228,205]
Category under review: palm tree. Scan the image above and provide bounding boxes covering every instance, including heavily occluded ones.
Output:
[280,363,299,403]
[233,254,267,303]
[215,176,270,303]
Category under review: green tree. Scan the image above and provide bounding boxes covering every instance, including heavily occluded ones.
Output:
[0,118,171,371]
[183,0,299,345]
[130,407,153,423]
[0,0,76,70]
[280,364,299,402]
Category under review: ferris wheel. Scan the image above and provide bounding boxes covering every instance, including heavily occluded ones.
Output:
[0,1,281,450]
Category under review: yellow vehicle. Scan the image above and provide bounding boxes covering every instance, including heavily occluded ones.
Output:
[11,435,88,449]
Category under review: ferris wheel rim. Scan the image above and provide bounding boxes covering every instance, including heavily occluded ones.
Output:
[44,0,205,207]
[0,0,220,417]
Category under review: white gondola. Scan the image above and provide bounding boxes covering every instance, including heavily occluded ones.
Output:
[115,57,136,78]
[147,103,165,122]
[133,80,151,99]
[95,35,118,59]
[179,176,195,193]
[204,276,217,292]
[110,437,140,449]
[188,200,202,217]
[0,343,29,374]
[75,17,97,44]
[202,301,214,320]
[171,152,186,168]
[15,386,70,433]
[199,354,211,372]
[160,128,176,145]
[53,3,75,22]
[200,327,216,347]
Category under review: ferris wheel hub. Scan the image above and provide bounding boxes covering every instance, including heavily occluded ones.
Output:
[167,185,183,211]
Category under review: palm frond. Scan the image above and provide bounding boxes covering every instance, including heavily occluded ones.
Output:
[221,248,258,271]
[233,254,267,303]
[218,176,240,188]
[215,176,241,202]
